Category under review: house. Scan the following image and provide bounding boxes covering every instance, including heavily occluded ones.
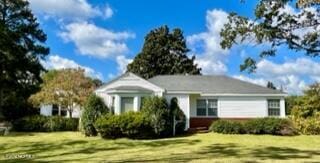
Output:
[96,72,286,129]
[40,104,80,118]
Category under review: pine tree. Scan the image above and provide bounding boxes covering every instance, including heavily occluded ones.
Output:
[127,25,201,79]
[0,0,49,120]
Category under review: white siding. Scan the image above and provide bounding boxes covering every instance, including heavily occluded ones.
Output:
[96,73,164,95]
[40,105,81,118]
[165,94,190,129]
[95,73,164,113]
[40,105,52,116]
[280,97,286,117]
[95,92,113,108]
[189,94,200,117]
[219,97,267,118]
[190,96,286,118]
[66,106,81,118]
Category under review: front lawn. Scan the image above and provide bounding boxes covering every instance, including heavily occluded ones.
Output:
[1,132,320,162]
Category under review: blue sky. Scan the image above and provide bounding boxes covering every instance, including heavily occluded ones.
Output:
[28,0,320,95]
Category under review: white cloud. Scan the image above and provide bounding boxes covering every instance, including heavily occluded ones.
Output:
[28,0,113,21]
[256,58,320,77]
[116,55,132,73]
[41,55,103,80]
[104,5,113,19]
[196,59,227,75]
[233,75,268,87]
[187,9,229,75]
[59,22,135,58]
[107,55,133,80]
[234,74,307,95]
[233,58,320,94]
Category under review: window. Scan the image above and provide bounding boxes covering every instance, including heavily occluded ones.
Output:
[268,99,280,116]
[52,104,59,116]
[208,99,218,116]
[121,97,134,113]
[196,99,218,116]
[52,104,67,116]
[196,99,206,116]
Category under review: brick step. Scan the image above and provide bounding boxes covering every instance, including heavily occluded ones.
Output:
[188,127,209,133]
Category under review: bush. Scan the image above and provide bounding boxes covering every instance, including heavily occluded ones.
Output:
[13,115,78,132]
[13,115,47,132]
[209,120,245,134]
[245,118,294,135]
[170,98,186,135]
[95,112,154,139]
[141,96,171,137]
[95,114,123,139]
[81,94,109,136]
[45,116,79,131]
[291,112,320,135]
[210,118,296,136]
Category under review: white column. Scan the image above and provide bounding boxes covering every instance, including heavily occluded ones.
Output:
[114,95,121,115]
[280,97,286,117]
[133,96,139,112]
[186,95,190,130]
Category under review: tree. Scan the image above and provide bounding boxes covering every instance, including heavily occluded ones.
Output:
[29,69,96,118]
[170,97,186,136]
[127,25,201,79]
[220,0,320,73]
[292,82,320,117]
[141,96,171,137]
[0,0,49,120]
[290,82,320,134]
[267,81,277,90]
[285,95,302,115]
[297,0,320,7]
[81,94,109,136]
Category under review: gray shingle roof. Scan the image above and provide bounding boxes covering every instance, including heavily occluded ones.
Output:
[110,86,153,92]
[148,75,285,95]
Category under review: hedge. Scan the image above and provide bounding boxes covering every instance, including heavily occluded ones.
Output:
[95,111,154,139]
[210,118,296,136]
[81,94,109,136]
[13,115,78,132]
[209,120,245,134]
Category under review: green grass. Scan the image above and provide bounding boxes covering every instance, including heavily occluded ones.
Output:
[1,132,320,162]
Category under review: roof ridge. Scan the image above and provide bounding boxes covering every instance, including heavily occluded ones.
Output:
[222,75,286,94]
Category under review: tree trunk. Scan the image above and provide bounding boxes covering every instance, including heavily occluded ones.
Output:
[68,107,73,118]
[58,105,61,116]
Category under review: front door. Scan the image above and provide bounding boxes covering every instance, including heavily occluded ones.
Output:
[121,97,134,113]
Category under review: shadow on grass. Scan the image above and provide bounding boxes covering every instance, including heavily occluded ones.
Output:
[109,143,320,163]
[1,133,320,162]
[1,133,202,162]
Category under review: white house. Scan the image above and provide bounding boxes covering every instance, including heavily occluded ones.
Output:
[95,72,286,129]
[40,104,80,118]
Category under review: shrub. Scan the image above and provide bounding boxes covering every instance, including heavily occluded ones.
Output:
[291,112,320,135]
[81,94,109,136]
[45,116,78,131]
[244,118,293,135]
[13,115,78,132]
[141,96,171,137]
[13,115,47,132]
[209,118,296,136]
[95,112,154,139]
[170,98,186,135]
[95,114,123,139]
[209,120,245,134]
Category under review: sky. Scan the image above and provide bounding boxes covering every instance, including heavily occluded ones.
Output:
[27,0,320,95]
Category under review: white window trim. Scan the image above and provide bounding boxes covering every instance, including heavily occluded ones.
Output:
[121,96,135,113]
[267,99,281,117]
[196,98,218,117]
